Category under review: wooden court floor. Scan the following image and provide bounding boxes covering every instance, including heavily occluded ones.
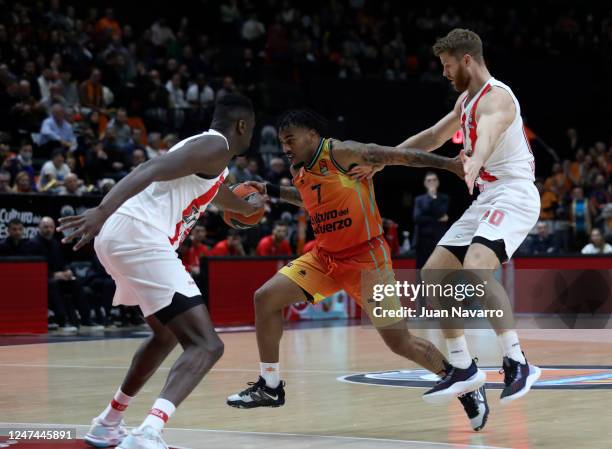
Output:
[1,326,611,449]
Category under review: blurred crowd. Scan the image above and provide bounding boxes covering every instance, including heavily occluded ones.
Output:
[517,128,612,256]
[1,0,610,332]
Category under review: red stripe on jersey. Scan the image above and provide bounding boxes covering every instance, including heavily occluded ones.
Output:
[168,174,225,246]
[468,84,492,157]
[478,168,498,182]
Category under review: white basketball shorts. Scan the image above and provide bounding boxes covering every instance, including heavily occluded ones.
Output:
[437,179,540,261]
[94,213,201,317]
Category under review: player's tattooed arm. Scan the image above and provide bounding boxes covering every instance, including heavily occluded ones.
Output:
[331,139,464,179]
[280,186,304,207]
[242,181,304,207]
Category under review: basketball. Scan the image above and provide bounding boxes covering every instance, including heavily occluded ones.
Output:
[222,183,265,229]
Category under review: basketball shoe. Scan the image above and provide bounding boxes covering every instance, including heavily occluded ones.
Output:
[84,417,127,447]
[422,359,486,404]
[227,376,285,408]
[499,354,541,404]
[458,385,489,431]
[116,426,168,449]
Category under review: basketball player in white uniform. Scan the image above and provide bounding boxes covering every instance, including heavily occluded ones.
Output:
[58,94,262,449]
[351,29,541,431]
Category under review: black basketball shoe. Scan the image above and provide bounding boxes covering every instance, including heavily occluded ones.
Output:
[422,359,486,404]
[500,354,541,404]
[458,385,489,431]
[227,376,286,408]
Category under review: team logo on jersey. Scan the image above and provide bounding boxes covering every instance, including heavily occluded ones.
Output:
[319,159,329,176]
[338,366,612,390]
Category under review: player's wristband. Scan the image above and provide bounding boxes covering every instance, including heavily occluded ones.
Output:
[266,183,281,198]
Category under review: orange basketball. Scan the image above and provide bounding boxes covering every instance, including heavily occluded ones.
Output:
[222,183,265,229]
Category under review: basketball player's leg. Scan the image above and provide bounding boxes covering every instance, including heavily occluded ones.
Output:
[117,294,220,449]
[85,316,177,448]
[464,239,541,403]
[227,252,339,409]
[253,273,308,363]
[120,315,178,396]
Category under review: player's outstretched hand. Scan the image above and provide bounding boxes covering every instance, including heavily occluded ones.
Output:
[57,207,109,251]
[348,164,383,180]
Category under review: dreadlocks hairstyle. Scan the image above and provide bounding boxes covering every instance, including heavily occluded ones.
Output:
[276,109,328,135]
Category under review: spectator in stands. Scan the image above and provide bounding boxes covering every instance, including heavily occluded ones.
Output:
[84,255,116,327]
[266,157,290,184]
[38,103,77,151]
[30,217,98,332]
[96,8,121,40]
[0,218,32,256]
[39,82,67,113]
[58,70,79,108]
[145,132,164,159]
[181,224,211,276]
[230,155,255,183]
[589,174,612,226]
[9,80,46,135]
[526,221,557,254]
[106,108,133,151]
[13,170,35,193]
[130,148,146,171]
[186,74,215,109]
[211,229,246,256]
[545,162,572,198]
[247,158,264,182]
[97,128,128,180]
[37,68,56,100]
[413,172,449,268]
[5,143,34,187]
[256,221,292,256]
[166,73,188,129]
[581,228,612,255]
[216,75,237,100]
[79,68,105,111]
[536,178,559,223]
[38,148,71,192]
[0,170,10,193]
[57,173,86,196]
[569,186,592,251]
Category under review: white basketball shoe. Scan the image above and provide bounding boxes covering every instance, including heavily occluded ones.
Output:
[84,417,128,447]
[117,426,169,449]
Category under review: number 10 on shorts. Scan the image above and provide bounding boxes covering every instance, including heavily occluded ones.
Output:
[481,209,505,226]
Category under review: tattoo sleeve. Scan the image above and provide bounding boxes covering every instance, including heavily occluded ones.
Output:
[340,140,457,172]
[280,186,304,207]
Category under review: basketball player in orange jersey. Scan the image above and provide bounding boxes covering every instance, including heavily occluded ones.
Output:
[352,29,542,431]
[58,95,264,449]
[226,109,489,426]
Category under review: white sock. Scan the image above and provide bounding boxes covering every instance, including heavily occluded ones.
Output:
[260,362,280,388]
[498,330,526,364]
[99,389,133,425]
[446,335,472,369]
[139,398,176,432]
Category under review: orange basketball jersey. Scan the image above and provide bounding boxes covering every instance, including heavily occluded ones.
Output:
[292,138,384,253]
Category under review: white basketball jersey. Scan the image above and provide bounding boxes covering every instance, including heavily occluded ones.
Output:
[460,77,535,184]
[116,129,229,249]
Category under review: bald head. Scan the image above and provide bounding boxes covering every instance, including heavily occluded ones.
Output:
[39,217,56,240]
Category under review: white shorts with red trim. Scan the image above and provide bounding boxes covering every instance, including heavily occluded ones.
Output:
[94,213,201,317]
[437,179,540,261]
